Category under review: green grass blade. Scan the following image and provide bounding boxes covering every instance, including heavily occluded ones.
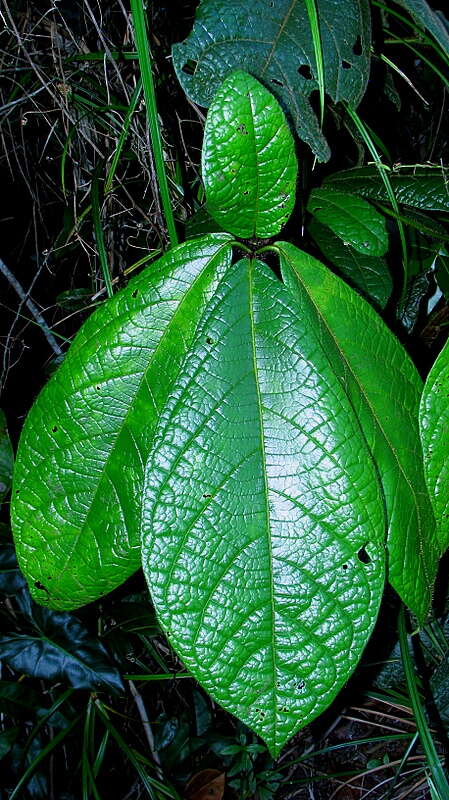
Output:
[304,0,325,127]
[10,714,82,800]
[344,103,409,296]
[105,78,143,194]
[398,606,449,800]
[130,0,178,246]
[91,162,114,299]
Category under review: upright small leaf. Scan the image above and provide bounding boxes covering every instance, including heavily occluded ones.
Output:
[141,258,385,756]
[420,338,449,554]
[11,235,233,610]
[307,189,388,256]
[0,410,13,505]
[173,0,372,161]
[278,242,438,623]
[202,71,297,239]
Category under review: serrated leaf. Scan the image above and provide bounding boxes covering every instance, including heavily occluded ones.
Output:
[141,257,385,756]
[0,409,14,504]
[307,189,388,256]
[309,218,392,308]
[325,166,449,212]
[11,235,233,610]
[419,338,449,554]
[202,71,297,238]
[0,604,123,691]
[173,0,371,162]
[278,242,438,622]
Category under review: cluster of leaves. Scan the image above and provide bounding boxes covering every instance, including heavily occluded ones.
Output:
[1,0,449,797]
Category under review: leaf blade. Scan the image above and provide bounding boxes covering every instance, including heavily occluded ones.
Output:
[11,235,233,610]
[173,0,371,161]
[141,257,386,755]
[278,242,438,623]
[419,338,449,554]
[307,189,389,256]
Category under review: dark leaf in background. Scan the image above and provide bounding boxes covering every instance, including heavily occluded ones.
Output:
[0,409,13,504]
[0,524,26,593]
[173,0,371,161]
[0,595,124,692]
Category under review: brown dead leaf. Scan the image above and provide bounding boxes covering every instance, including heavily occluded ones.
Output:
[185,768,225,800]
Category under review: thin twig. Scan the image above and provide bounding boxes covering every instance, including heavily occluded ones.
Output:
[0,256,63,356]
[128,679,163,778]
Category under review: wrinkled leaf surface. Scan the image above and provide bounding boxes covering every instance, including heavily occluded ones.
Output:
[325,166,449,212]
[173,0,371,161]
[202,71,297,238]
[11,235,233,609]
[309,218,392,308]
[141,257,385,756]
[307,189,388,256]
[419,338,449,554]
[278,242,438,622]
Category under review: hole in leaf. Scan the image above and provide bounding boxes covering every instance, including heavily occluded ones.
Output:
[298,64,313,80]
[182,59,198,75]
[203,493,211,498]
[297,680,305,690]
[342,60,352,69]
[51,425,58,433]
[131,289,139,298]
[270,77,284,87]
[236,123,248,135]
[95,385,101,391]
[353,36,362,55]
[342,563,348,570]
[243,190,249,195]
[357,546,371,564]
[206,336,214,345]
[34,580,49,593]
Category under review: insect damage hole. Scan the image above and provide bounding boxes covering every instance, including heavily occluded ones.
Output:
[298,64,313,80]
[353,35,362,55]
[181,59,198,75]
[357,545,371,565]
[342,60,352,70]
[270,78,284,87]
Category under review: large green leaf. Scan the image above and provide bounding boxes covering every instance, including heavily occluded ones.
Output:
[11,235,233,610]
[325,166,449,212]
[202,71,297,239]
[141,257,385,756]
[309,218,392,308]
[307,189,388,256]
[173,0,371,162]
[419,339,449,554]
[277,242,438,622]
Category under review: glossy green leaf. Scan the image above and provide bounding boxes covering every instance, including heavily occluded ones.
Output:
[325,166,449,212]
[0,604,123,692]
[141,257,386,756]
[0,409,14,504]
[309,218,392,308]
[202,71,297,239]
[173,0,371,162]
[11,234,233,610]
[419,338,449,554]
[277,242,438,623]
[307,189,388,256]
[202,72,298,238]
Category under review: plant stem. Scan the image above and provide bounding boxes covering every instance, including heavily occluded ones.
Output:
[130,0,178,247]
